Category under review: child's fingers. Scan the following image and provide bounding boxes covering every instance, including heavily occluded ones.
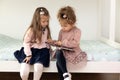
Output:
[23,58,26,62]
[23,58,30,63]
[26,60,30,64]
[47,39,53,42]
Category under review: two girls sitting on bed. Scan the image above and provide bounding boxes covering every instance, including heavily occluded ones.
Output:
[14,6,87,80]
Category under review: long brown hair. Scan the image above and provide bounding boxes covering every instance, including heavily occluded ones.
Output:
[24,7,51,43]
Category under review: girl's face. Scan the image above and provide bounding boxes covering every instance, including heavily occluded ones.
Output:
[40,15,49,28]
[60,21,73,32]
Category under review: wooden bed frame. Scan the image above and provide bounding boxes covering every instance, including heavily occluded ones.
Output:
[0,61,120,73]
[0,38,120,79]
[0,38,120,73]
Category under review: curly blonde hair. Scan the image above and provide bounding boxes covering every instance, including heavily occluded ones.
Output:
[57,6,76,24]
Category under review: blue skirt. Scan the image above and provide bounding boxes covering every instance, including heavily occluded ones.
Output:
[14,47,50,67]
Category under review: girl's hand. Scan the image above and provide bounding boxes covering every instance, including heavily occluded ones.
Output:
[54,41,62,46]
[46,39,57,45]
[47,39,53,44]
[23,55,32,64]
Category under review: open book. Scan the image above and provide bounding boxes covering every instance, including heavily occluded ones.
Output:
[45,41,74,60]
[45,42,74,51]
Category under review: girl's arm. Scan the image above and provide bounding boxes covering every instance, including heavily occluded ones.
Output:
[61,29,81,48]
[23,29,33,56]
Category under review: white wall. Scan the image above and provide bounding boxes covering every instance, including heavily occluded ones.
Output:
[0,0,99,40]
[115,0,120,43]
[100,0,120,43]
[100,0,110,39]
[99,0,120,48]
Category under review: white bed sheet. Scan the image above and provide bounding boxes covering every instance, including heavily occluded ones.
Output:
[0,34,120,61]
[0,34,22,61]
[80,40,120,61]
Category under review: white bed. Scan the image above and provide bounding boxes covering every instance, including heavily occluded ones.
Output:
[0,34,120,74]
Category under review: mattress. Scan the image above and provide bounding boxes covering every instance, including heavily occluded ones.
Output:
[0,34,120,61]
[80,40,120,61]
[0,34,22,61]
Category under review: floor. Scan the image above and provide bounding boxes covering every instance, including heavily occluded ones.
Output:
[0,72,119,80]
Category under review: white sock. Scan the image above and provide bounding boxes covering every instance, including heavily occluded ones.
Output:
[20,63,30,80]
[63,73,72,80]
[33,63,43,80]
